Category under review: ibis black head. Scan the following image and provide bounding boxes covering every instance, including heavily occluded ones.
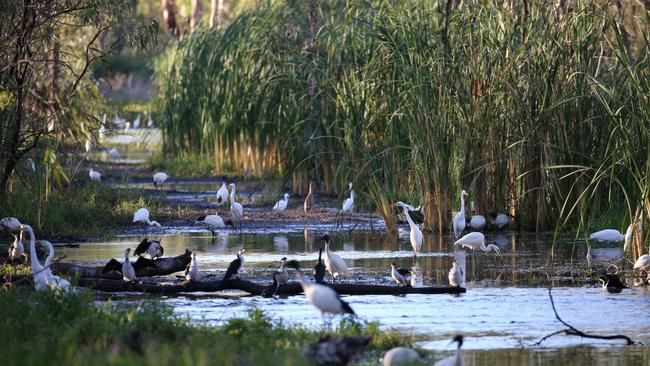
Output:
[316,234,330,244]
[195,216,206,222]
[286,260,301,271]
[453,335,463,347]
[391,262,397,267]
[225,220,236,229]
[280,257,287,262]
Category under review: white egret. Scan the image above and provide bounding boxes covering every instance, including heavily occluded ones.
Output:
[223,249,246,280]
[273,193,289,211]
[185,252,198,282]
[318,234,350,282]
[586,243,592,270]
[8,230,25,263]
[196,214,236,236]
[147,111,154,127]
[489,213,511,230]
[216,182,229,206]
[433,335,464,366]
[153,171,169,189]
[468,202,486,231]
[390,263,409,287]
[448,258,463,287]
[396,201,423,256]
[133,208,162,235]
[133,238,164,259]
[89,168,102,182]
[341,182,354,213]
[276,257,289,284]
[229,183,244,229]
[454,232,501,255]
[383,347,421,366]
[589,229,625,242]
[21,224,49,291]
[42,240,72,291]
[452,190,469,238]
[285,260,355,325]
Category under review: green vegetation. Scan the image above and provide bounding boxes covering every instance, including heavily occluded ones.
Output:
[0,181,159,239]
[155,0,649,258]
[149,153,219,177]
[0,290,411,366]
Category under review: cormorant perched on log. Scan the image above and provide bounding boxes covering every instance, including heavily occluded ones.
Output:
[102,248,156,281]
[223,249,246,280]
[313,249,326,284]
[261,272,280,298]
[133,239,164,259]
[276,257,289,284]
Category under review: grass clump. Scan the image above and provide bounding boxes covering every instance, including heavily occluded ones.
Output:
[148,153,220,177]
[0,290,414,366]
[0,182,159,240]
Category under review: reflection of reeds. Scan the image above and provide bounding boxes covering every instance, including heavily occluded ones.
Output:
[156,1,649,261]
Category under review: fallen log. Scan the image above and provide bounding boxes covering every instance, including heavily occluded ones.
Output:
[77,277,467,296]
[51,250,192,280]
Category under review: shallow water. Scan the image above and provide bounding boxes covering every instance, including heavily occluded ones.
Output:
[59,230,650,364]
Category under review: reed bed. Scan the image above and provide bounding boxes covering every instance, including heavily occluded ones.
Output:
[155,0,649,257]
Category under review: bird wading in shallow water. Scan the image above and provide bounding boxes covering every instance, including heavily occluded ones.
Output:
[195,214,236,237]
[273,193,289,211]
[229,183,244,231]
[133,208,162,237]
[454,232,501,255]
[153,172,169,189]
[395,201,423,257]
[341,182,354,213]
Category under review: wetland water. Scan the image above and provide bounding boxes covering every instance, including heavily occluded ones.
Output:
[61,230,650,364]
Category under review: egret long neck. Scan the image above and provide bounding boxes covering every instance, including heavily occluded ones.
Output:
[25,226,42,270]
[402,206,417,231]
[350,190,354,201]
[44,242,54,268]
[459,194,465,215]
[230,186,236,204]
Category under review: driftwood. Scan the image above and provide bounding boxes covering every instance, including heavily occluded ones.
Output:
[51,250,192,280]
[535,288,634,346]
[76,277,467,296]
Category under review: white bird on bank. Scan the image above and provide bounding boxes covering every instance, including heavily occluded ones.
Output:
[434,335,464,366]
[89,168,102,182]
[490,213,512,230]
[133,208,162,234]
[273,193,289,211]
[229,183,244,229]
[448,258,463,287]
[216,182,229,206]
[42,240,72,291]
[21,224,49,291]
[383,347,421,366]
[285,260,355,325]
[396,201,423,256]
[8,230,25,263]
[454,232,501,255]
[153,171,169,189]
[196,214,236,236]
[185,252,199,282]
[319,234,350,282]
[341,182,355,213]
[453,190,469,238]
[147,111,154,128]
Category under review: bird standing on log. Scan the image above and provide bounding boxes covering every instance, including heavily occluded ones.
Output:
[185,252,198,282]
[276,257,289,284]
[102,248,156,281]
[223,249,246,280]
[318,234,350,282]
[133,239,164,259]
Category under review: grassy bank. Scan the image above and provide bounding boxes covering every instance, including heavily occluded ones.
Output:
[0,290,411,366]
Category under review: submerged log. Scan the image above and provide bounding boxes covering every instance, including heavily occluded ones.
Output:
[52,250,192,280]
[76,277,467,296]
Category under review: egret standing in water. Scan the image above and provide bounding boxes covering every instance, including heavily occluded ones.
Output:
[589,229,625,242]
[433,335,464,366]
[273,193,289,211]
[229,183,244,230]
[133,208,162,236]
[452,190,469,238]
[448,258,463,287]
[285,260,355,327]
[341,182,355,213]
[153,172,169,189]
[216,182,229,206]
[454,232,501,255]
[318,235,350,282]
[396,201,423,257]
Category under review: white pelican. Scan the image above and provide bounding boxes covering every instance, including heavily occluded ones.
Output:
[42,240,72,291]
[133,208,162,234]
[8,230,25,263]
[273,193,289,211]
[196,214,235,236]
[589,229,625,242]
[153,171,169,189]
[383,347,421,366]
[0,217,22,232]
[21,224,49,291]
[452,190,469,238]
[223,249,246,280]
[229,183,244,229]
[319,234,350,282]
[133,239,164,259]
[185,252,198,282]
[489,213,511,230]
[448,258,463,287]
[216,182,229,206]
[390,263,409,287]
[396,201,423,256]
[433,335,464,366]
[454,232,501,255]
[276,257,289,284]
[341,182,354,213]
[89,168,102,182]
[285,260,355,324]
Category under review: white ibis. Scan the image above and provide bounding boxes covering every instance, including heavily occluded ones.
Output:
[223,249,246,280]
[341,182,354,213]
[185,252,198,282]
[490,213,512,230]
[383,347,421,366]
[452,190,468,238]
[396,201,423,256]
[89,168,102,182]
[196,214,236,236]
[589,229,625,242]
[273,193,289,211]
[133,208,162,235]
[390,263,409,287]
[318,235,350,282]
[454,232,501,255]
[153,172,169,189]
[285,260,355,326]
[448,258,463,287]
[433,335,464,366]
[633,254,650,273]
[229,183,244,230]
[133,239,164,259]
[216,182,229,206]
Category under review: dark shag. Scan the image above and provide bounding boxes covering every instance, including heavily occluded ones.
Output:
[313,249,326,283]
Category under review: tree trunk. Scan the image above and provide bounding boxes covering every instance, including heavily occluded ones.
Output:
[190,0,203,33]
[161,0,179,38]
[209,0,223,29]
